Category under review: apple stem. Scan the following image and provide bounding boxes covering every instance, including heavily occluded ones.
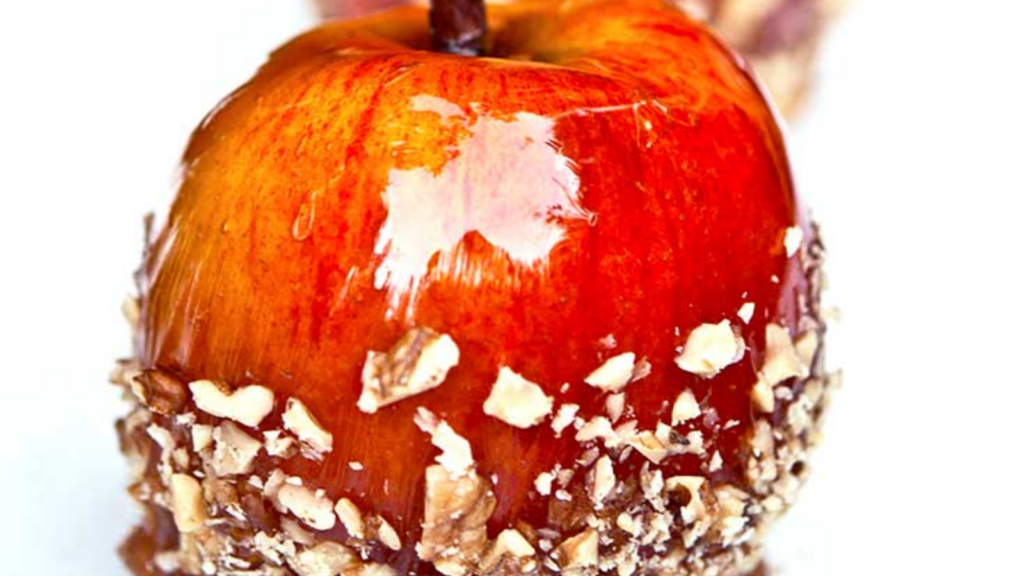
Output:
[430,0,486,56]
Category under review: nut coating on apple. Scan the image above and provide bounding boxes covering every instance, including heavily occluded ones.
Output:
[111,0,834,575]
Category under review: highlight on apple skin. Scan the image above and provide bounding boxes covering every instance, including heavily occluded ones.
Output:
[111,1,834,575]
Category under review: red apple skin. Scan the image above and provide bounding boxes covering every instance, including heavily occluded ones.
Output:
[128,0,824,574]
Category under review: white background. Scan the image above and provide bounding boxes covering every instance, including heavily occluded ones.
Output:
[1,0,1023,574]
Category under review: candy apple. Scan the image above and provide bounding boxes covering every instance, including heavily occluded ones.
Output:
[313,0,845,116]
[113,0,832,575]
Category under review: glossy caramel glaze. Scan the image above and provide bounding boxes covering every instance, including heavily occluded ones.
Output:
[135,0,816,572]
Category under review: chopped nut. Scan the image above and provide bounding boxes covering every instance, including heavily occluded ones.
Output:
[283,398,334,458]
[534,472,555,496]
[675,321,745,378]
[288,541,356,576]
[264,430,298,458]
[278,484,337,531]
[752,375,775,413]
[737,302,756,324]
[709,451,723,473]
[418,464,496,576]
[665,476,707,524]
[589,455,615,506]
[191,424,214,454]
[575,416,616,444]
[358,328,459,413]
[616,512,639,536]
[631,357,652,382]
[496,528,535,557]
[626,430,668,463]
[376,517,402,550]
[551,404,580,436]
[189,380,275,428]
[483,367,554,429]
[671,389,701,424]
[335,498,366,539]
[583,352,636,392]
[169,474,207,533]
[556,528,598,569]
[416,409,474,478]
[605,393,625,422]
[795,330,819,370]
[480,528,536,572]
[212,422,262,477]
[130,370,188,415]
[784,225,804,257]
[761,323,806,386]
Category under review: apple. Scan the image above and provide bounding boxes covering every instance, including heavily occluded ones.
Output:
[313,0,843,116]
[115,0,831,575]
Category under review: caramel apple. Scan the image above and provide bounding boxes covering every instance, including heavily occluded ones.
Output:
[112,0,832,574]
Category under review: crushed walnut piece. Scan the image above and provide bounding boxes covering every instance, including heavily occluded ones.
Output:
[417,464,497,576]
[584,352,636,392]
[551,404,580,436]
[212,422,262,476]
[589,455,616,507]
[737,302,756,324]
[169,474,207,533]
[415,408,475,477]
[375,517,402,550]
[483,367,553,429]
[278,484,337,532]
[335,498,366,539]
[288,541,356,576]
[358,327,459,414]
[189,380,275,427]
[480,528,536,572]
[671,389,701,425]
[762,323,805,385]
[675,321,745,378]
[283,398,334,458]
[130,370,187,416]
[606,393,625,422]
[556,528,598,569]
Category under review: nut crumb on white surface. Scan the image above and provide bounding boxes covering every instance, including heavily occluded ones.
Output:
[483,367,553,428]
[358,328,460,414]
[584,352,636,392]
[189,380,275,428]
[283,397,334,458]
[675,321,745,378]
